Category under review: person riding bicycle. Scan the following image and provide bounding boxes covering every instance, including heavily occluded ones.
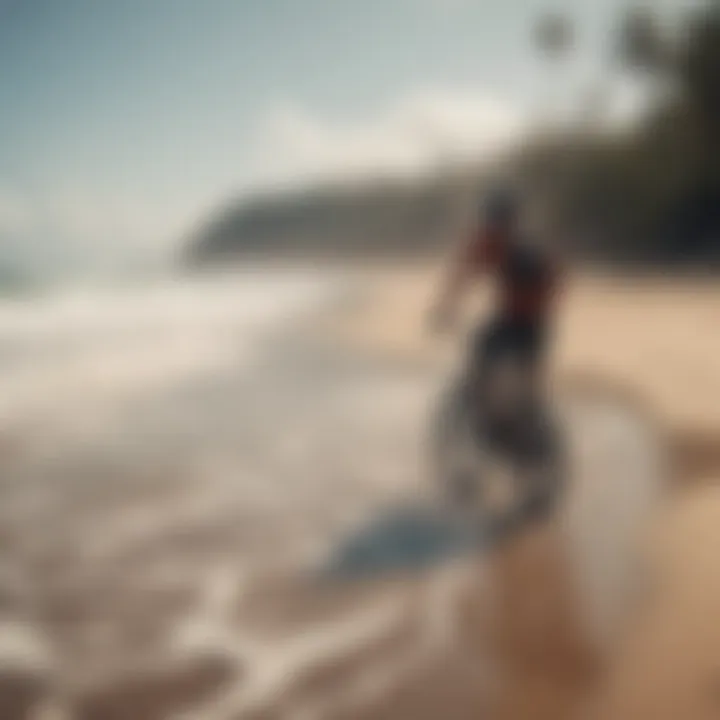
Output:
[428,187,565,537]
[428,187,563,426]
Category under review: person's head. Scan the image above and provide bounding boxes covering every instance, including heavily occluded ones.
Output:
[482,187,520,233]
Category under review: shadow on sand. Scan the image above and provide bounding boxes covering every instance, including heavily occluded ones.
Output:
[317,504,483,582]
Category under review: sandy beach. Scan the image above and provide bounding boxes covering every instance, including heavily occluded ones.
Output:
[0,266,717,719]
[321,265,720,720]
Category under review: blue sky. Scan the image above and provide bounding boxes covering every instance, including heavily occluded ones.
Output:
[0,0,694,275]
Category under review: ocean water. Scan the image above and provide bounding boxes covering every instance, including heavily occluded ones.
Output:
[0,270,334,426]
[0,268,667,719]
[0,268,467,719]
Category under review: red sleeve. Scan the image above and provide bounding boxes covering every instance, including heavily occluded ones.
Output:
[462,228,503,271]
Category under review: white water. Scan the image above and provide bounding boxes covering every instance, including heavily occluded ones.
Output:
[0,270,476,719]
[0,270,667,719]
[0,271,333,429]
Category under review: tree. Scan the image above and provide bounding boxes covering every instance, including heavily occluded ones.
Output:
[534,12,573,60]
[616,6,670,75]
[531,12,575,129]
[680,5,720,130]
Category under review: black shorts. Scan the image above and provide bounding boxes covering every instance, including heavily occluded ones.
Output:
[471,317,546,375]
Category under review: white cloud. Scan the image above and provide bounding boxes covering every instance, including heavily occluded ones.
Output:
[0,89,526,275]
[44,190,187,249]
[250,88,526,190]
[0,184,207,276]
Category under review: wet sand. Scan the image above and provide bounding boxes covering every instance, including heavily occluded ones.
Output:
[323,265,720,720]
[0,268,709,719]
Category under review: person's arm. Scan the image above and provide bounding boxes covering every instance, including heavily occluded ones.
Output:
[428,229,487,331]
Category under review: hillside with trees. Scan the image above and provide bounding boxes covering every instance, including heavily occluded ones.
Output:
[186,2,720,269]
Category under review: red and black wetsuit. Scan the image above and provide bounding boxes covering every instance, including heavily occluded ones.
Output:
[464,227,562,369]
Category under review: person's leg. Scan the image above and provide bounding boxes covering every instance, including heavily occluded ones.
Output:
[462,318,509,447]
[487,320,534,424]
[472,318,503,374]
[467,319,503,404]
[515,321,549,413]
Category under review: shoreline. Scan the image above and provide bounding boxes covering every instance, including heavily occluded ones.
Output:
[312,265,720,439]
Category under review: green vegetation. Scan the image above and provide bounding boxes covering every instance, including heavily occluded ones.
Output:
[187,2,720,269]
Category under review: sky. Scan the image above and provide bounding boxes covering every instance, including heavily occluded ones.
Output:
[0,0,697,276]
